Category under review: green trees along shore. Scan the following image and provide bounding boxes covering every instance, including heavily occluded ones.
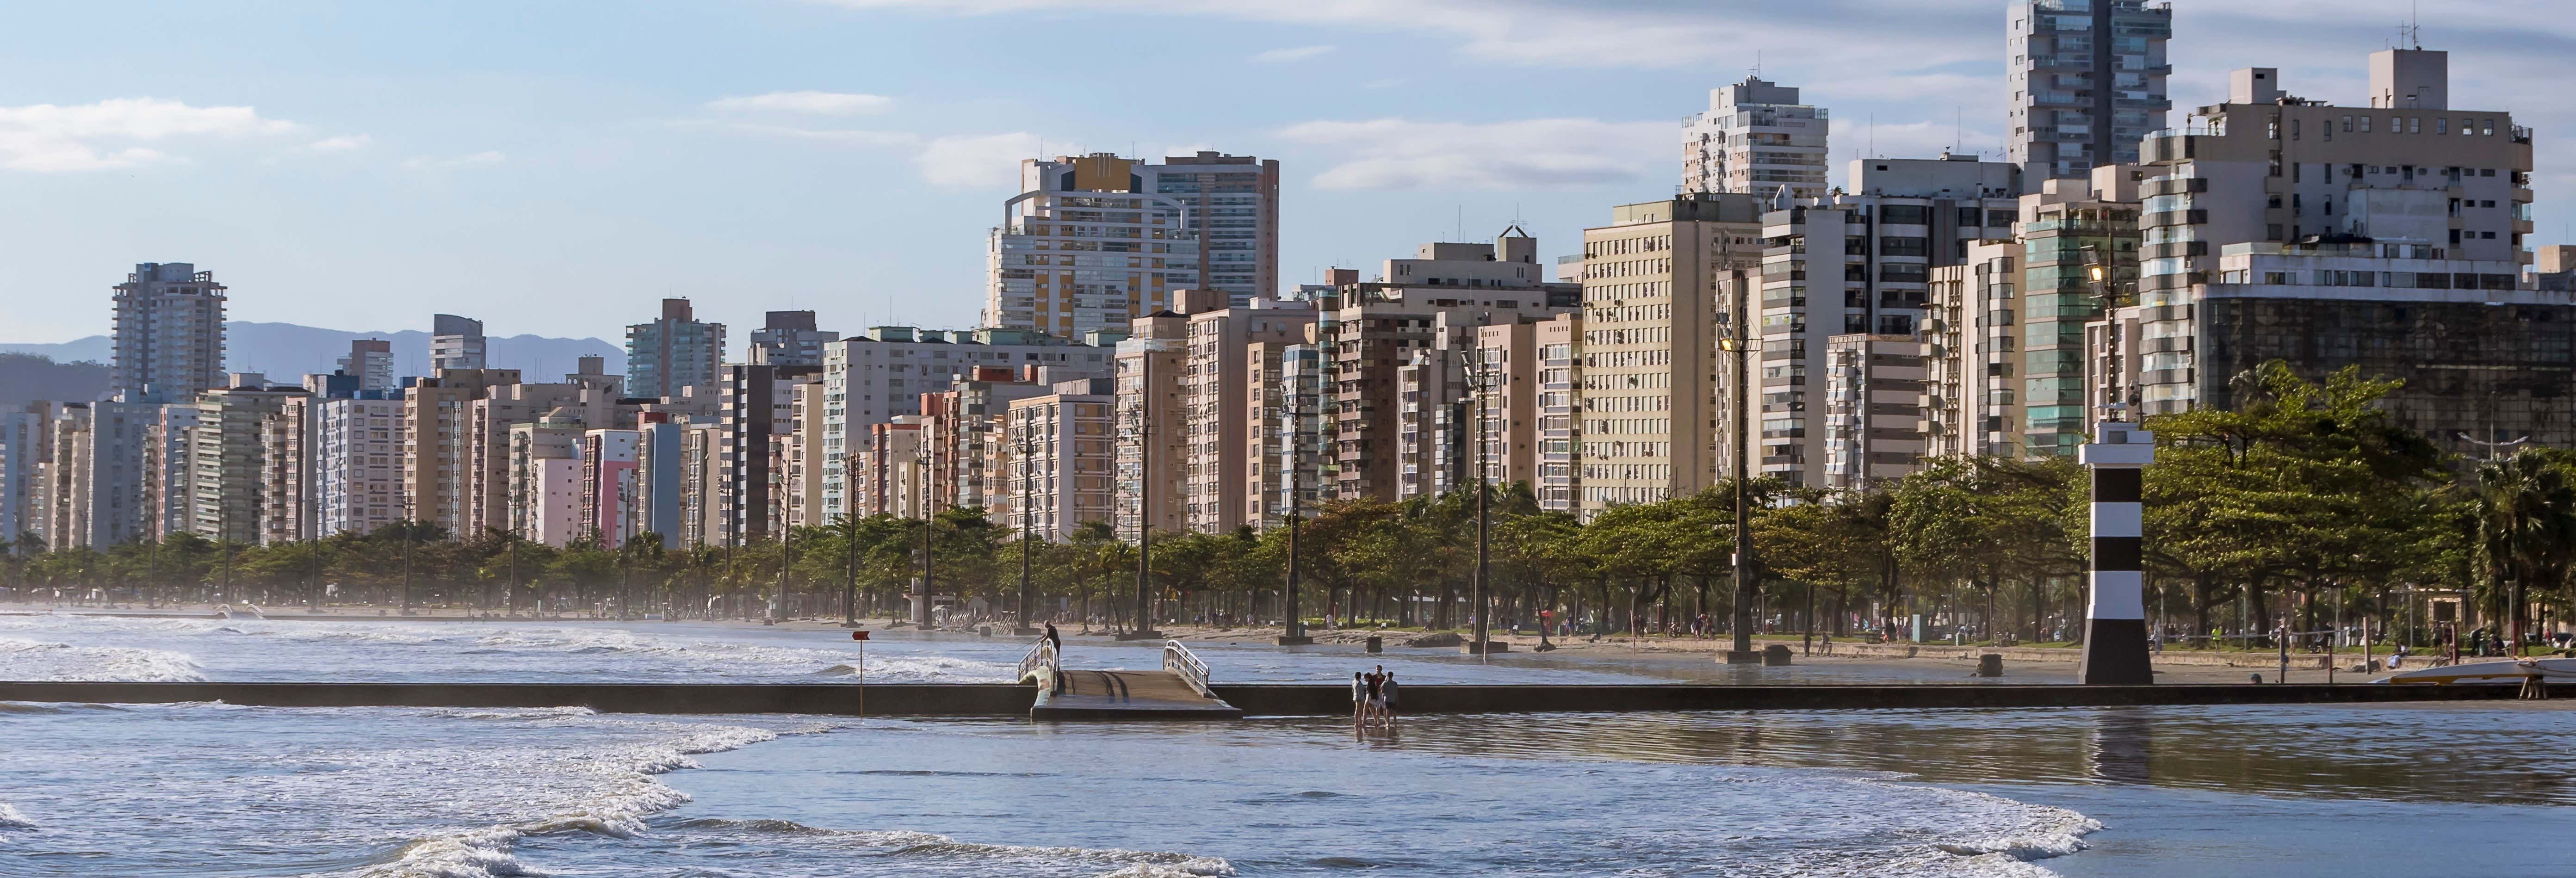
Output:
[4,361,2568,650]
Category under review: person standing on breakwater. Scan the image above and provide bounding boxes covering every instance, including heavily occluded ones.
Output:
[1044,622,1062,655]
[1379,671,1399,727]
[1352,672,1369,730]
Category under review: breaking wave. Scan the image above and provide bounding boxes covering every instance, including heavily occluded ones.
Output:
[668,818,1236,877]
[0,636,204,682]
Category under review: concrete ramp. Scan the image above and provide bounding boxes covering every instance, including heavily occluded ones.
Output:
[1032,668,1242,720]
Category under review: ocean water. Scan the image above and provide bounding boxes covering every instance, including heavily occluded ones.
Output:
[0,612,2568,876]
[0,611,2048,686]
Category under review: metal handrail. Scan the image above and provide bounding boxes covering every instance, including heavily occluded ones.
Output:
[1163,639,1214,698]
[1017,637,1060,692]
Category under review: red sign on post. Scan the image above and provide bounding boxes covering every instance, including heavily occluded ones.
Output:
[852,630,870,641]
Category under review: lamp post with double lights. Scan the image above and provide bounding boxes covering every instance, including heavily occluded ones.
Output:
[1452,322,1501,659]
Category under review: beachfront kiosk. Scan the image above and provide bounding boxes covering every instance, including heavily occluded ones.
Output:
[2079,420,2154,685]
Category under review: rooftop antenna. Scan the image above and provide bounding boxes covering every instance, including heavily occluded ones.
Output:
[1752,49,1761,79]
[1456,204,1464,241]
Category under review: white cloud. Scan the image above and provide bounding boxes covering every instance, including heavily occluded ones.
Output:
[678,119,921,148]
[0,97,298,172]
[1277,117,1666,190]
[806,0,1988,70]
[916,132,1043,188]
[1251,44,1334,63]
[305,134,374,153]
[403,150,506,169]
[707,91,896,115]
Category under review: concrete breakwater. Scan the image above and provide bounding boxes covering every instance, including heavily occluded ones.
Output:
[0,680,2521,717]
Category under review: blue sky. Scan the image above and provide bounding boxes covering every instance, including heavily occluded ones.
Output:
[2,0,2567,353]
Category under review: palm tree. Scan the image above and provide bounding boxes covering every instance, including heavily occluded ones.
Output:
[2473,450,2576,657]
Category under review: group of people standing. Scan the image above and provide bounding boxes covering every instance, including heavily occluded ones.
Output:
[1352,666,1399,730]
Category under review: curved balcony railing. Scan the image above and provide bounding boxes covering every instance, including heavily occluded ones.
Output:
[1163,640,1214,698]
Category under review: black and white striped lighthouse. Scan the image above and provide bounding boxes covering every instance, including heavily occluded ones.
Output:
[2078,419,2155,685]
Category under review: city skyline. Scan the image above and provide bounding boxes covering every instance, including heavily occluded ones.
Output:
[3,0,2567,350]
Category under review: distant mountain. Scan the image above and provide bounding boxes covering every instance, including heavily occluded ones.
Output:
[0,322,625,383]
[0,353,111,408]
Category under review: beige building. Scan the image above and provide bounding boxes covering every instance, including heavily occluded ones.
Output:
[1114,313,1188,539]
[1534,314,1582,512]
[189,376,308,544]
[1577,195,1765,513]
[1315,231,1580,503]
[1004,379,1118,540]
[1180,290,1314,533]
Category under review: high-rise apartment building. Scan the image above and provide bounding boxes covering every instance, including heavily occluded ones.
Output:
[1577,195,1765,513]
[1314,231,1580,502]
[1683,77,1830,200]
[0,405,48,548]
[1752,157,2019,488]
[748,310,839,367]
[1534,314,1582,512]
[1179,290,1313,533]
[336,340,396,392]
[1115,315,1188,540]
[188,375,309,544]
[1004,378,1118,541]
[626,298,726,400]
[718,363,819,545]
[985,152,1279,335]
[2102,50,2551,458]
[111,262,228,402]
[2006,0,2173,187]
[431,314,487,371]
[818,327,1113,520]
[42,402,157,550]
[580,429,641,549]
[780,382,832,531]
[311,395,405,538]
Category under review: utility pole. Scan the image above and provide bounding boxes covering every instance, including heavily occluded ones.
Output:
[1722,273,1763,665]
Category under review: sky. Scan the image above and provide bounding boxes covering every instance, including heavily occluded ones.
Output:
[2,0,2570,356]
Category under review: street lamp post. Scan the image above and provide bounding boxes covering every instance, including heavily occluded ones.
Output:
[1456,328,1499,659]
[912,439,933,628]
[1721,274,1764,665]
[1015,416,1040,636]
[1276,354,1313,647]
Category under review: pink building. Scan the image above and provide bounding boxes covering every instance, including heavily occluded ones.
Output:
[581,429,640,548]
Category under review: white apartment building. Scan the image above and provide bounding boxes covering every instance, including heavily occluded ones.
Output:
[313,397,405,537]
[1753,157,2019,488]
[985,152,1280,336]
[1683,76,1830,201]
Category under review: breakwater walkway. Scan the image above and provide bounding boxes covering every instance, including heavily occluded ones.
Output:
[0,680,2521,717]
